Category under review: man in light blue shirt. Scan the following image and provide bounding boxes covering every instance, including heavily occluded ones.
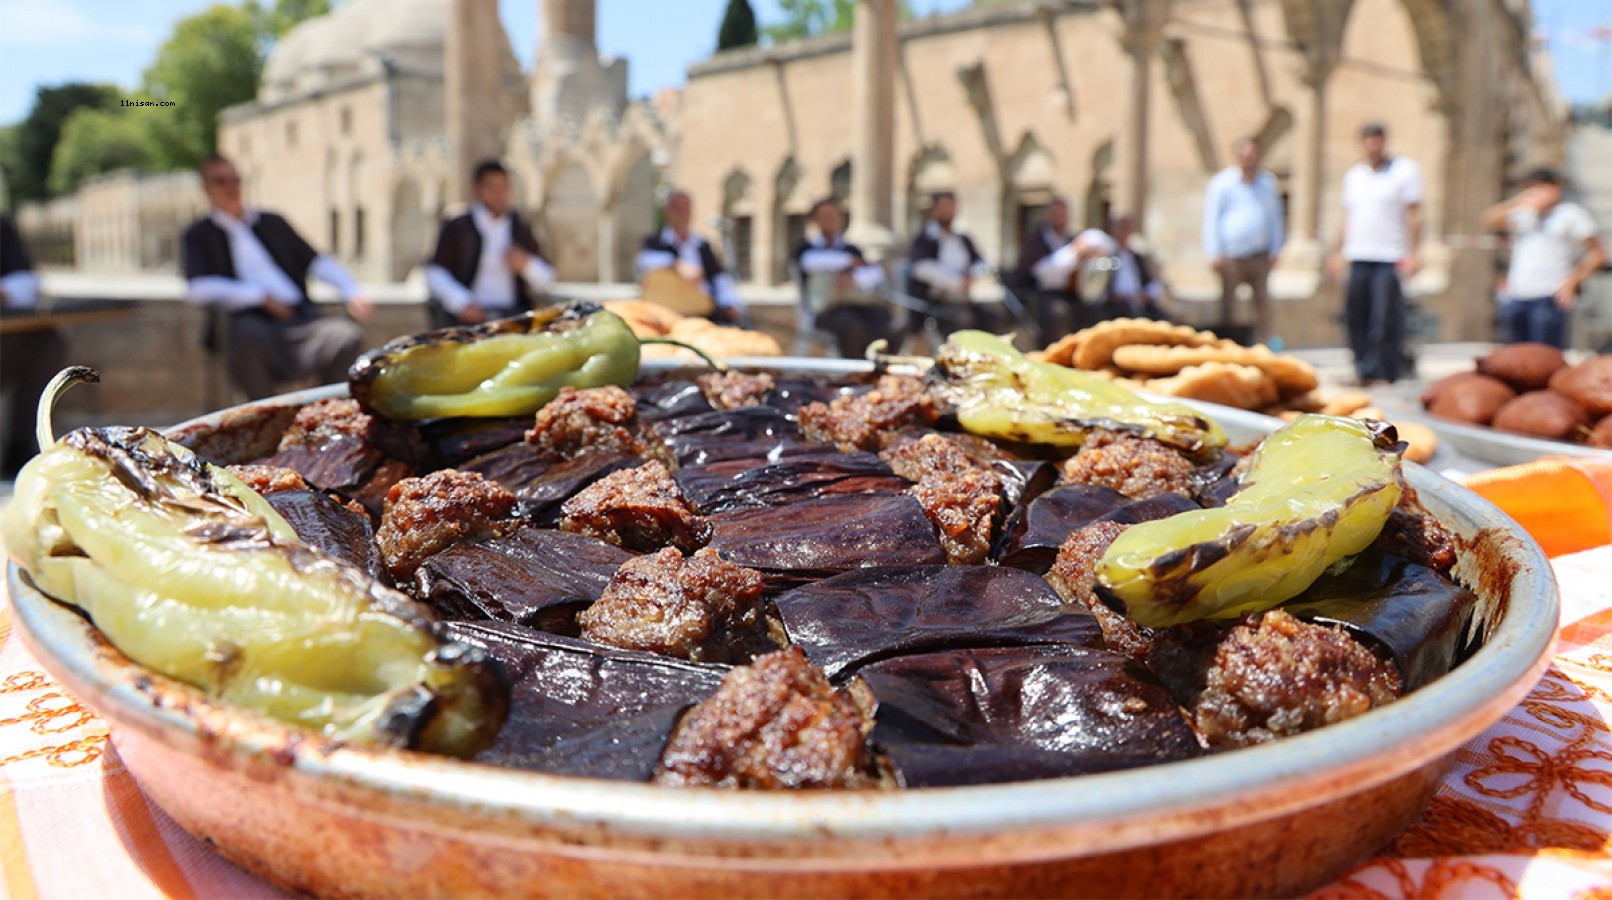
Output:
[1202,138,1285,343]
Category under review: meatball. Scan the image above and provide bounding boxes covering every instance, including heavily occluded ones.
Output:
[279,397,422,459]
[1549,357,1612,417]
[1590,415,1612,449]
[1476,343,1568,392]
[798,374,940,451]
[1190,610,1401,749]
[880,433,1004,565]
[579,548,770,664]
[1371,488,1459,575]
[560,460,712,553]
[226,464,309,495]
[1490,390,1588,441]
[1420,372,1516,425]
[1046,520,1152,660]
[697,371,776,411]
[375,470,517,580]
[525,386,644,457]
[1060,431,1197,500]
[655,647,877,789]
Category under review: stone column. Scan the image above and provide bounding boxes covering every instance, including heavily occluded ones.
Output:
[1116,0,1169,228]
[846,0,898,258]
[446,0,508,205]
[1284,61,1333,272]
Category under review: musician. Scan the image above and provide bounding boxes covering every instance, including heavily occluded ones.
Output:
[1104,215,1168,321]
[424,160,554,328]
[794,198,891,358]
[907,191,990,337]
[1022,216,1126,328]
[1015,198,1081,337]
[1,214,67,477]
[182,155,373,401]
[636,190,745,323]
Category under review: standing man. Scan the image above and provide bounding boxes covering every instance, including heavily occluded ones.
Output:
[1015,197,1080,337]
[182,156,373,401]
[424,160,554,328]
[1,214,67,477]
[794,197,891,358]
[1482,168,1605,348]
[637,189,746,323]
[908,191,989,337]
[1106,215,1168,321]
[1203,138,1284,343]
[1326,123,1423,386]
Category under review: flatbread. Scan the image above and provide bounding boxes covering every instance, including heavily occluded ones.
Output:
[1112,343,1319,396]
[1144,362,1279,410]
[1071,318,1224,371]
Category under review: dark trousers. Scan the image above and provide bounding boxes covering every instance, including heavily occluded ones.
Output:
[1345,261,1407,384]
[816,305,895,359]
[228,312,365,400]
[1503,296,1568,349]
[0,328,69,476]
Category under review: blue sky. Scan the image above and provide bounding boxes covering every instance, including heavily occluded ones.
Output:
[0,0,1607,126]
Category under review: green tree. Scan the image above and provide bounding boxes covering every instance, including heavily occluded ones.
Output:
[46,108,161,196]
[248,0,332,47]
[718,0,760,50]
[7,83,120,202]
[763,0,855,43]
[140,4,264,170]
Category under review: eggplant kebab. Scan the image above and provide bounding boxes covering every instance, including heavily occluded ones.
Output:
[2,307,1480,790]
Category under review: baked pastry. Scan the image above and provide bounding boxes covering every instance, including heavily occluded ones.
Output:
[1475,343,1567,393]
[1549,357,1612,417]
[1421,372,1516,425]
[1490,390,1589,441]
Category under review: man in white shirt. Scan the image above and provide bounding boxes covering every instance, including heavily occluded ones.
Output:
[182,156,373,400]
[794,197,891,357]
[1203,138,1285,343]
[1,214,68,477]
[1326,123,1423,385]
[1482,168,1606,348]
[424,160,554,328]
[635,190,745,323]
[1106,216,1168,321]
[907,191,991,338]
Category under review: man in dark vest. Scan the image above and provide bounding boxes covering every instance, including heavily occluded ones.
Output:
[423,159,553,328]
[636,189,746,323]
[1,214,68,477]
[907,191,990,338]
[794,197,892,358]
[1014,197,1082,337]
[182,156,372,400]
[1104,215,1168,321]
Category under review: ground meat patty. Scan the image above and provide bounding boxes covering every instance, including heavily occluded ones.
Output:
[1420,372,1516,425]
[226,464,309,495]
[1190,610,1401,749]
[798,374,940,451]
[881,434,1004,565]
[1550,357,1612,417]
[1490,390,1589,440]
[1060,431,1197,500]
[697,371,775,411]
[279,397,422,459]
[1046,520,1152,660]
[655,646,877,789]
[578,548,770,664]
[525,386,644,457]
[1371,488,1458,574]
[560,460,712,553]
[1476,342,1568,393]
[376,470,517,580]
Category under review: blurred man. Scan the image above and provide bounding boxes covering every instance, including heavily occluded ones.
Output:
[424,160,554,328]
[1,214,67,477]
[1015,197,1080,337]
[636,189,745,323]
[1326,123,1422,385]
[1105,215,1167,321]
[1203,138,1284,343]
[1482,168,1605,348]
[182,156,372,400]
[908,191,988,337]
[794,197,891,358]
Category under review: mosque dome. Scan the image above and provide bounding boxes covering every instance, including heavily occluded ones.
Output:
[260,0,451,102]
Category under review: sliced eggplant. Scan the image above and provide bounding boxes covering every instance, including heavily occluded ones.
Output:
[649,407,820,468]
[706,493,947,590]
[996,485,1200,573]
[262,488,383,580]
[415,527,635,634]
[676,452,908,516]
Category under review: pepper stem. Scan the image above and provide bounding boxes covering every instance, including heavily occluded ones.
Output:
[637,338,727,371]
[36,367,99,450]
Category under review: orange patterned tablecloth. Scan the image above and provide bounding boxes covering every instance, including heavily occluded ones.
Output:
[1,549,1610,898]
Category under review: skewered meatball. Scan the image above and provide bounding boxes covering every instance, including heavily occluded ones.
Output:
[376,470,517,580]
[579,548,770,664]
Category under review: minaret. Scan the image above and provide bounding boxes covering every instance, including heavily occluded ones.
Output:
[532,0,627,125]
[446,0,509,203]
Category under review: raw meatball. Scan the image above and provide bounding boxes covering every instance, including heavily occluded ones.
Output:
[1060,431,1197,500]
[1476,343,1568,392]
[655,647,877,789]
[1550,357,1612,417]
[1420,372,1516,425]
[376,470,517,579]
[798,374,940,451]
[525,386,644,457]
[1490,390,1588,441]
[560,460,712,553]
[578,548,770,664]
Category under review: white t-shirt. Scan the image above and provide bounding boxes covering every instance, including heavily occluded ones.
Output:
[1341,157,1423,263]
[1506,201,1599,299]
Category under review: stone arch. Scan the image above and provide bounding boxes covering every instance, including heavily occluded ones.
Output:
[612,149,658,282]
[347,151,366,263]
[543,158,601,282]
[389,176,427,281]
[720,167,755,282]
[1003,134,1058,266]
[772,157,810,282]
[829,160,852,205]
[905,144,956,236]
[1083,139,1114,230]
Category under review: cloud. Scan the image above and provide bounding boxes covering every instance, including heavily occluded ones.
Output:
[0,0,156,48]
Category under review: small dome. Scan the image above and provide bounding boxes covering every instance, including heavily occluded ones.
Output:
[259,0,449,101]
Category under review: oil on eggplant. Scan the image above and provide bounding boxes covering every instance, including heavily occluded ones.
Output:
[676,452,909,516]
[447,620,727,781]
[774,565,1103,679]
[650,407,821,468]
[996,485,1202,573]
[633,379,714,424]
[706,493,947,589]
[416,527,635,634]
[262,488,384,580]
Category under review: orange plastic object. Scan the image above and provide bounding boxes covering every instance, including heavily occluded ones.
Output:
[1461,459,1612,558]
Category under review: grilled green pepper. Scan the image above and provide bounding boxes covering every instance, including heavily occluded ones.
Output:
[2,368,509,755]
[1096,414,1405,627]
[930,331,1226,457]
[350,301,641,421]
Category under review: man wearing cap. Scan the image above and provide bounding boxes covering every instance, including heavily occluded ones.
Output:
[1482,168,1605,348]
[1326,123,1422,385]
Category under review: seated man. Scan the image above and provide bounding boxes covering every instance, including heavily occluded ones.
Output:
[1015,197,1083,338]
[636,190,745,324]
[794,198,891,358]
[0,214,68,477]
[424,159,554,328]
[907,191,989,338]
[1024,219,1123,327]
[1105,215,1168,321]
[183,156,373,401]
